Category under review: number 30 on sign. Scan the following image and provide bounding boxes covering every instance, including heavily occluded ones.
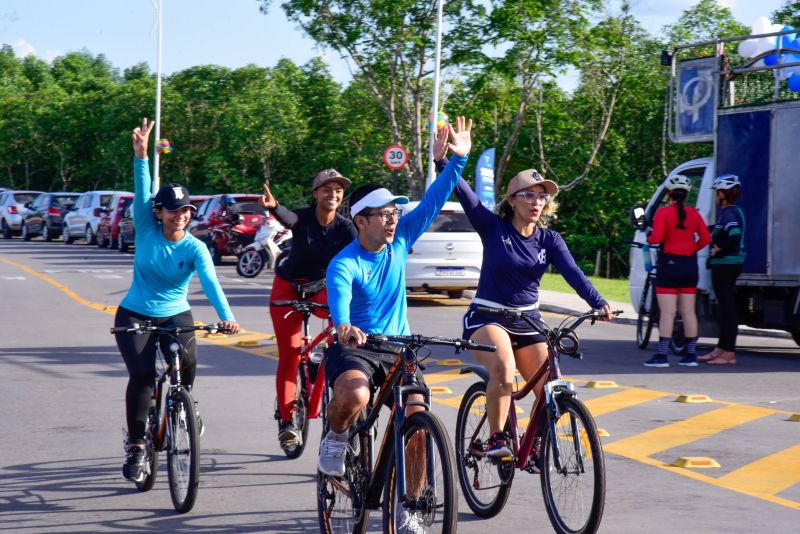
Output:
[383,144,408,170]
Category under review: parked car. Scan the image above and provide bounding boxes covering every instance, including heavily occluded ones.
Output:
[0,190,43,239]
[116,194,205,253]
[62,190,130,244]
[404,201,483,298]
[96,194,134,248]
[21,192,81,241]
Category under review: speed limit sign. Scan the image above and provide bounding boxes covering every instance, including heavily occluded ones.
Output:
[383,144,408,170]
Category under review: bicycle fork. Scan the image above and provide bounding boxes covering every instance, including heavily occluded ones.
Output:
[543,380,585,475]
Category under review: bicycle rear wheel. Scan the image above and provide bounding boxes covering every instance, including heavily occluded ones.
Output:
[540,396,605,534]
[167,387,200,513]
[636,274,657,349]
[135,406,159,492]
[383,410,457,533]
[317,405,370,533]
[455,381,512,518]
[282,364,311,459]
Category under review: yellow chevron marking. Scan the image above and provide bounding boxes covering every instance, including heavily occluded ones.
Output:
[583,388,671,417]
[716,443,800,497]
[604,404,775,459]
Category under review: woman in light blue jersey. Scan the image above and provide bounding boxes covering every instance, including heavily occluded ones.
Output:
[114,118,240,484]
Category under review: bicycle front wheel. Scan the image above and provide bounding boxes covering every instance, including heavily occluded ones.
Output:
[167,387,200,513]
[636,274,656,349]
[540,396,605,534]
[383,411,457,534]
[282,364,311,459]
[317,408,370,534]
[455,381,512,518]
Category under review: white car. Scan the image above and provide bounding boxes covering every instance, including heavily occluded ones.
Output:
[63,190,131,244]
[0,190,43,239]
[404,201,483,298]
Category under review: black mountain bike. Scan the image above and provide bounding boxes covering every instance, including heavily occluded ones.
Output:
[631,242,687,354]
[111,321,224,513]
[316,333,495,533]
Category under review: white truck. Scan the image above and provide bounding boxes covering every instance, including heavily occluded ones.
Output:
[629,27,800,348]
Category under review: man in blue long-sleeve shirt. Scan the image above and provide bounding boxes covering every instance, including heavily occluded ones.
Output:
[317,117,473,480]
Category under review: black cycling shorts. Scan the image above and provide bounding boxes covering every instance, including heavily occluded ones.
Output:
[324,341,426,408]
[462,306,547,349]
[655,253,698,294]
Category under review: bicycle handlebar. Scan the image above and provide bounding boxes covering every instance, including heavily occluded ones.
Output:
[363,333,496,353]
[110,321,228,335]
[629,241,659,249]
[271,300,330,311]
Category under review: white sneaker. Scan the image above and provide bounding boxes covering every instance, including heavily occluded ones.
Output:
[398,510,425,534]
[317,434,348,477]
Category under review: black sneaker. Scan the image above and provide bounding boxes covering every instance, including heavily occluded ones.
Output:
[527,435,543,474]
[486,431,512,459]
[122,446,146,482]
[278,420,300,447]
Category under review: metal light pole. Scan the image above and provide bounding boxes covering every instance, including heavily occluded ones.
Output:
[426,0,444,190]
[152,0,164,193]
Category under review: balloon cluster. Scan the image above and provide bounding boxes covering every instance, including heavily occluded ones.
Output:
[737,17,800,91]
[428,111,448,129]
[156,139,173,155]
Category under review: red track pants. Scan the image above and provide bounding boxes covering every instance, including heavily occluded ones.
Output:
[270,275,329,422]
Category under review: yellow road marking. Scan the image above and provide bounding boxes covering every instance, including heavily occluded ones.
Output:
[583,388,672,417]
[1,257,117,314]
[604,404,775,458]
[716,443,800,497]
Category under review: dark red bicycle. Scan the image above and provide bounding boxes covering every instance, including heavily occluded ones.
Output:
[455,308,620,534]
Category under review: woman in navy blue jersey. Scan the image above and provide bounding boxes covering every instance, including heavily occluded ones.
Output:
[435,131,611,460]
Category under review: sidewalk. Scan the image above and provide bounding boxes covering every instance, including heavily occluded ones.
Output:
[535,289,791,340]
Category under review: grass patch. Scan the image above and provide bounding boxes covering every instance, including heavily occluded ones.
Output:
[539,272,630,304]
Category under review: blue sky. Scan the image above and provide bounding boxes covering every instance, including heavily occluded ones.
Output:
[0,0,788,85]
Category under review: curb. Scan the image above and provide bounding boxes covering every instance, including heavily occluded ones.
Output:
[537,303,793,340]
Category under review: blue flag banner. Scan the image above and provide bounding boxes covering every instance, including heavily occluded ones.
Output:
[474,148,496,210]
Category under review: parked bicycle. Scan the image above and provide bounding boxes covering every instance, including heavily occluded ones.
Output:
[630,242,686,354]
[271,280,334,459]
[111,321,225,513]
[455,307,620,534]
[317,333,495,534]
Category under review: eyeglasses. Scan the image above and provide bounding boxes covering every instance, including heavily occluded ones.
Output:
[514,191,551,204]
[366,209,403,222]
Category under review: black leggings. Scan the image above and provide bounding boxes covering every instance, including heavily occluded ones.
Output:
[114,306,197,444]
[711,264,742,352]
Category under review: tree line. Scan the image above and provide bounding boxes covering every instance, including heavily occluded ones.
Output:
[1,0,796,277]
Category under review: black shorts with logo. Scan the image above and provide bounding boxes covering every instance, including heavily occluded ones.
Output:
[655,253,698,294]
[462,306,547,348]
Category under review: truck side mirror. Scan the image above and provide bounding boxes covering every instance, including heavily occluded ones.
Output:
[629,205,647,230]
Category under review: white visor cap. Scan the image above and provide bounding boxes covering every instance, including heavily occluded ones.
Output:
[350,188,409,218]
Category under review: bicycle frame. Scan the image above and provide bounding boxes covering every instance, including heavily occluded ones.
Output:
[349,346,431,510]
[299,314,334,419]
[151,338,190,451]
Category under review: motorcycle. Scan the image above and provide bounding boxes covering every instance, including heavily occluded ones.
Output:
[205,210,263,266]
[236,215,292,278]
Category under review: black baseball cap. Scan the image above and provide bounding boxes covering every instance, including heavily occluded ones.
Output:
[154,183,195,211]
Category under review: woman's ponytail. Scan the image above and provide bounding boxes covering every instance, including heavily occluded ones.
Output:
[671,189,688,229]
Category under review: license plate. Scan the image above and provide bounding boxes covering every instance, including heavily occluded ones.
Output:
[435,267,465,276]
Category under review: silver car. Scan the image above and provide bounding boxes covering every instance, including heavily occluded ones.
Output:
[62,190,131,244]
[0,190,43,239]
[404,200,483,299]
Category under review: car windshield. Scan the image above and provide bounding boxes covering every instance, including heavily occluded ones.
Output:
[228,201,265,215]
[53,195,78,208]
[426,211,474,232]
[14,193,39,204]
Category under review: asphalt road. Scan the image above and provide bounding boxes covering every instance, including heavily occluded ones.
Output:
[1,239,798,533]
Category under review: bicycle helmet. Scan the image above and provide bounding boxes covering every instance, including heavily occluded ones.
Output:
[664,174,692,191]
[712,173,741,190]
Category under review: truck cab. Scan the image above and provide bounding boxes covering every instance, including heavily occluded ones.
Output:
[629,27,800,347]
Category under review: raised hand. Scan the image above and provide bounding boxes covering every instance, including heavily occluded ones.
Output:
[433,125,449,161]
[446,116,473,157]
[132,118,155,159]
[258,183,278,210]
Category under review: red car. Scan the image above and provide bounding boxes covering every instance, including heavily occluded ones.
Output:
[97,194,134,249]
